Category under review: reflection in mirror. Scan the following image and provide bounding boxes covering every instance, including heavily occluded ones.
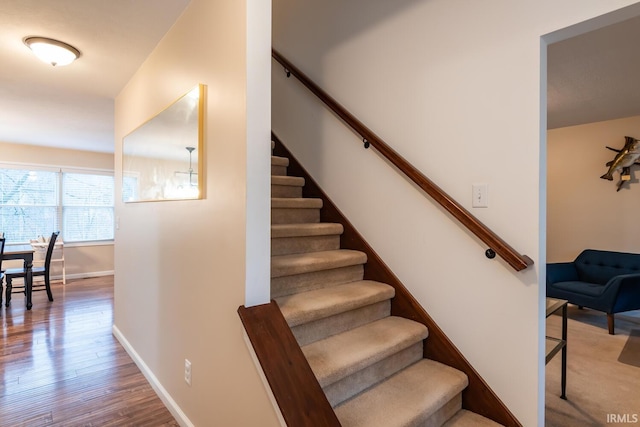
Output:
[123,84,205,202]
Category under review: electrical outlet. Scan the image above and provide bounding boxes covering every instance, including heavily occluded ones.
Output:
[184,359,192,386]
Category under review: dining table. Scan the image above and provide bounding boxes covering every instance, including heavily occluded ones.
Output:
[2,245,35,309]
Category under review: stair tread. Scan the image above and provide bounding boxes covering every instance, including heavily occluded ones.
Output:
[334,359,469,427]
[276,280,395,327]
[302,316,428,387]
[272,197,323,209]
[272,155,289,166]
[272,223,344,238]
[443,409,503,427]
[271,175,305,187]
[271,249,367,278]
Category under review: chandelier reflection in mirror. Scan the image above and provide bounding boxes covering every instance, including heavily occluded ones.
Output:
[173,146,198,195]
[122,84,205,202]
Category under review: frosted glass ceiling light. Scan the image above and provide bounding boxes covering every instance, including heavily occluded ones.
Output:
[24,37,81,66]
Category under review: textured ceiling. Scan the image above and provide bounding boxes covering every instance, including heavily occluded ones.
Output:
[0,3,638,153]
[547,15,640,129]
[0,0,190,153]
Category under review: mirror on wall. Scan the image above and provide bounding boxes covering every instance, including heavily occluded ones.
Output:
[122,84,205,202]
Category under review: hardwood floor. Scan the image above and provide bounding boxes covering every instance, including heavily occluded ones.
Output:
[0,276,178,427]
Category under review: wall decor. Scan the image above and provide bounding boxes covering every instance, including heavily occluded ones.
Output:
[600,136,640,192]
[123,84,205,202]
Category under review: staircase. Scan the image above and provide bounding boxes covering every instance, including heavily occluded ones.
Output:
[270,144,503,427]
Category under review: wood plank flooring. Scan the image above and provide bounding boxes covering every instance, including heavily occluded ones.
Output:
[0,276,178,426]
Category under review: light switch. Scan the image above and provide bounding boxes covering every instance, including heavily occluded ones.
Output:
[472,183,488,208]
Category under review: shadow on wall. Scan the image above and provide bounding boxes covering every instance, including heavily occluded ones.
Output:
[272,0,425,181]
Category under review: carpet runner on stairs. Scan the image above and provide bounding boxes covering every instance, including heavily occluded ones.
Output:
[270,151,502,427]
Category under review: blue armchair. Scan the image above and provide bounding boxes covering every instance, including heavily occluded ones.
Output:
[546,249,640,334]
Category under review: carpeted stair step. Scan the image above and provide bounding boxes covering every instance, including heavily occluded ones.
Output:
[272,223,343,255]
[271,249,366,279]
[276,280,395,346]
[334,359,469,427]
[272,175,305,198]
[271,263,364,298]
[272,197,322,224]
[272,155,289,176]
[443,409,503,427]
[302,317,428,405]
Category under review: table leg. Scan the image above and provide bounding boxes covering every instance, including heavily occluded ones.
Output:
[25,255,33,310]
[560,303,567,399]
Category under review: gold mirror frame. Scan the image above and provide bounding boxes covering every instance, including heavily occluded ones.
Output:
[122,84,205,202]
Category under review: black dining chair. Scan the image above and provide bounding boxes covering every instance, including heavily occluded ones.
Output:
[5,231,60,307]
[0,235,5,306]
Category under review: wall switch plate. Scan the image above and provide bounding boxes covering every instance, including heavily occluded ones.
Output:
[472,183,488,208]
[184,359,192,386]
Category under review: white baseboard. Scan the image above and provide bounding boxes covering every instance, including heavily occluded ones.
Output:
[63,270,114,280]
[112,325,194,427]
[21,270,114,284]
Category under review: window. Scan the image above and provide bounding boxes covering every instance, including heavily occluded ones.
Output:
[0,166,114,244]
[0,168,58,243]
[63,173,114,242]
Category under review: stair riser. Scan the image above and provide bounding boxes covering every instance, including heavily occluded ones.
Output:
[272,208,320,224]
[272,165,287,176]
[325,343,423,408]
[272,235,340,256]
[272,184,303,198]
[271,265,363,298]
[292,301,391,347]
[424,394,462,427]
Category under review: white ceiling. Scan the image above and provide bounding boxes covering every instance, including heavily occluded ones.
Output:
[0,3,638,153]
[0,0,190,153]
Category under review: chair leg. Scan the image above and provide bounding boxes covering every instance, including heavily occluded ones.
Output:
[5,277,12,307]
[0,279,3,306]
[607,313,615,335]
[44,272,53,302]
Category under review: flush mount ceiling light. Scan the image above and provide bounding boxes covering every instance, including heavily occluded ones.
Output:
[24,36,81,67]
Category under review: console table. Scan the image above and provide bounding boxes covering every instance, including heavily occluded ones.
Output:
[546,297,568,400]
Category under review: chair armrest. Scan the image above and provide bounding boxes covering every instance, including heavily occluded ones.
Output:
[546,262,578,285]
[602,273,640,312]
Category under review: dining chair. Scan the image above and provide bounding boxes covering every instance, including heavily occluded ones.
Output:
[0,236,5,306]
[5,231,60,307]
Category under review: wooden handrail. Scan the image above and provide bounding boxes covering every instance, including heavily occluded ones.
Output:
[272,49,533,271]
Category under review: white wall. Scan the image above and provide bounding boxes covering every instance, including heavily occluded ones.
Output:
[0,141,114,278]
[271,1,640,425]
[548,115,640,262]
[114,1,277,426]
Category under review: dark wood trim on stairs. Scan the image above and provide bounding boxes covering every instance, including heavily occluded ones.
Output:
[238,301,341,427]
[273,132,522,427]
[272,49,533,272]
